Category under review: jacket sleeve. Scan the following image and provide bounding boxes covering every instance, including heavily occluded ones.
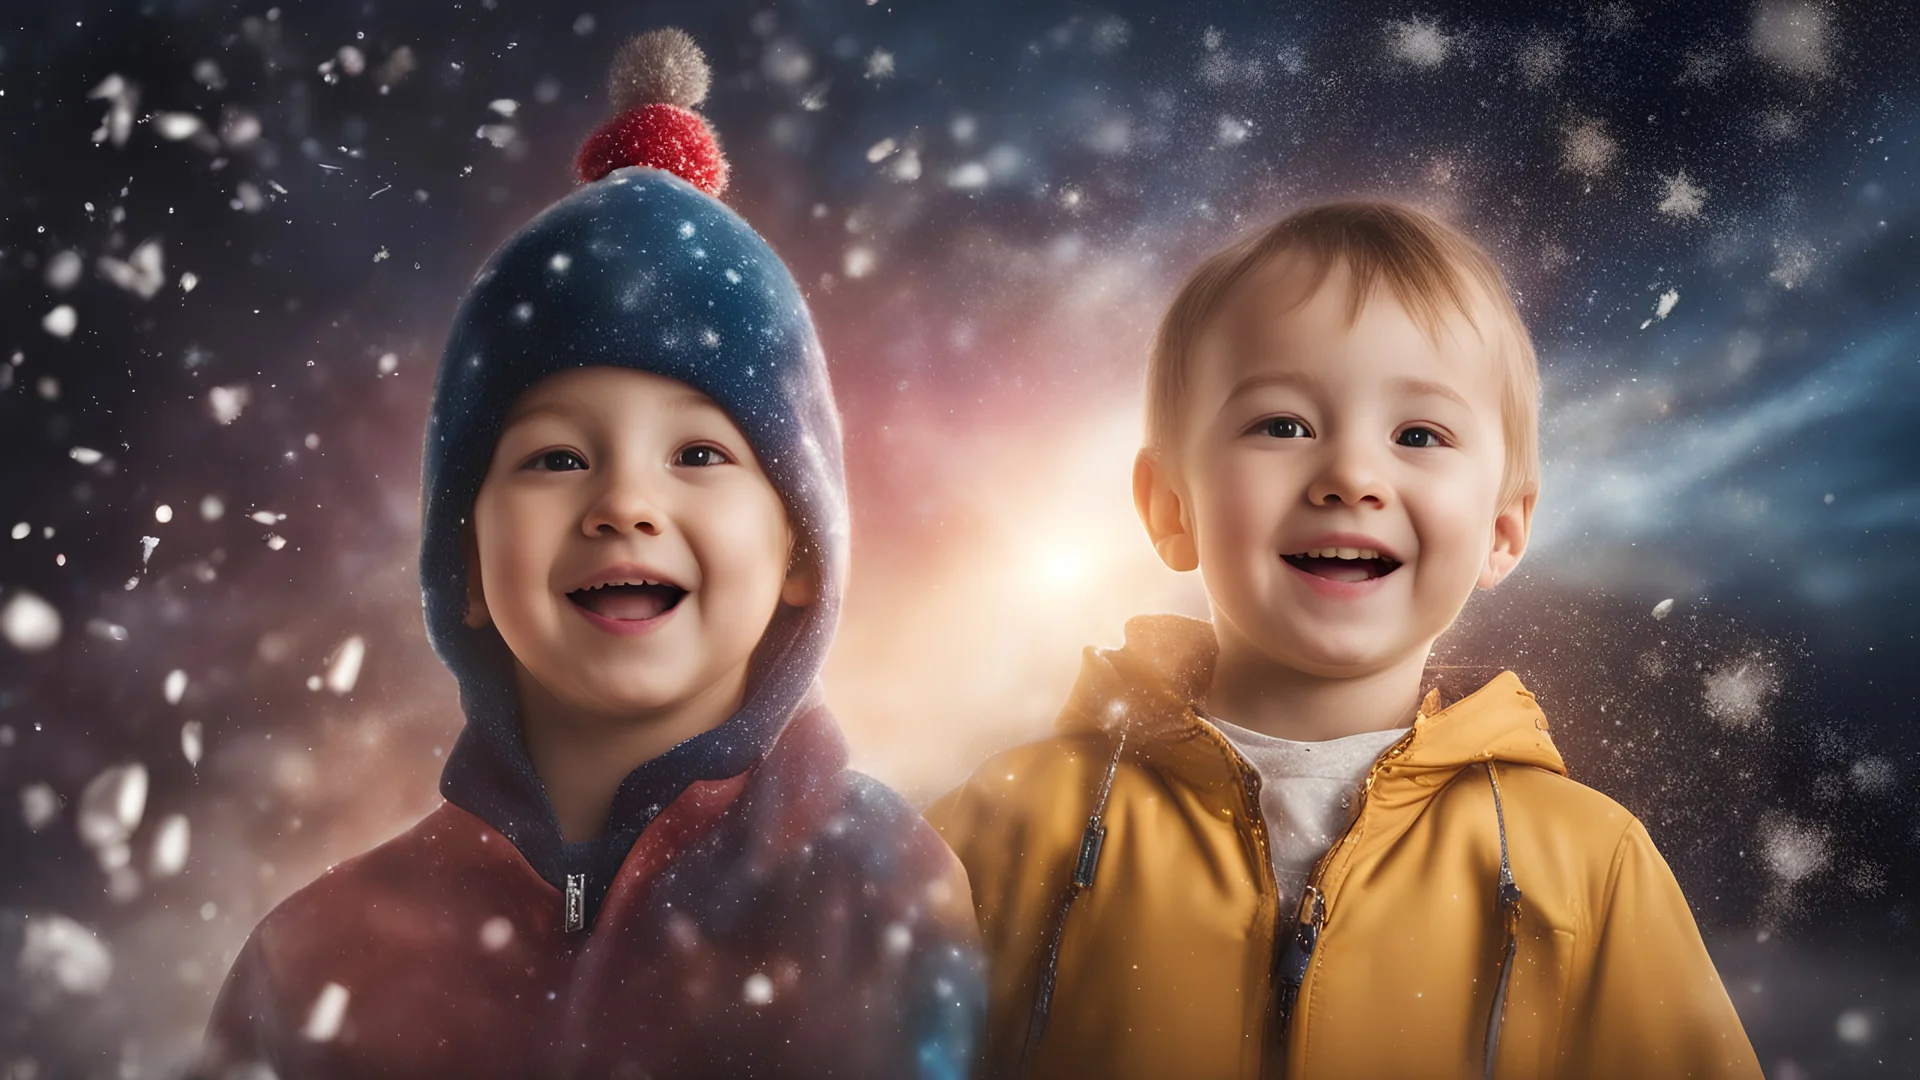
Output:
[1560,818,1763,1079]
[898,846,989,1080]
[190,928,287,1080]
[925,767,1062,1080]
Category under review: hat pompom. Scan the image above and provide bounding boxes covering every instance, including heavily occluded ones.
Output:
[608,28,710,111]
[576,29,728,194]
[574,103,729,194]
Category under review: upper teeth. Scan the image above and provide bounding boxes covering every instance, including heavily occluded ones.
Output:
[585,579,663,589]
[1296,547,1381,560]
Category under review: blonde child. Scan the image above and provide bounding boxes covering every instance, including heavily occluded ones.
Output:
[930,202,1759,1079]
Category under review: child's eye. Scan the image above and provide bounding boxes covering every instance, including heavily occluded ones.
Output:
[674,444,732,468]
[1258,417,1311,439]
[525,449,587,471]
[1396,427,1446,448]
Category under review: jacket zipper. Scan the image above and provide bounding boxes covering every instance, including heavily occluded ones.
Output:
[564,872,586,932]
[1264,724,1418,1075]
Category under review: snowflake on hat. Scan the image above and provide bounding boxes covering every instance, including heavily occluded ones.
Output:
[575,28,730,195]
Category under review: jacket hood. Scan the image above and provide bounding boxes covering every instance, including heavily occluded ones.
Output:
[416,166,848,915]
[1056,614,1565,777]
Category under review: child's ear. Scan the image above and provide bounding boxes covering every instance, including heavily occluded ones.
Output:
[462,521,493,628]
[1477,490,1536,591]
[1133,449,1198,573]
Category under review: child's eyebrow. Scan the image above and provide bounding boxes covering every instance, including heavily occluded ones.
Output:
[664,389,725,415]
[1388,376,1472,411]
[501,400,580,428]
[1222,369,1323,405]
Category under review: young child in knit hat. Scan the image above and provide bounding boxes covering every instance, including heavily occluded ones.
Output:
[196,30,983,1079]
[929,202,1760,1079]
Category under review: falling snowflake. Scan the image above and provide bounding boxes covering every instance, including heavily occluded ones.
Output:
[1215,116,1253,147]
[946,162,990,189]
[1848,756,1895,795]
[181,720,204,767]
[865,49,896,80]
[149,813,191,877]
[1758,813,1829,884]
[1657,172,1706,220]
[1769,242,1816,289]
[77,762,148,868]
[20,783,60,831]
[87,73,138,147]
[302,982,351,1042]
[843,247,878,279]
[479,916,515,951]
[1560,120,1617,179]
[1651,598,1675,620]
[1,590,63,653]
[42,305,78,339]
[1835,1008,1874,1045]
[151,112,205,141]
[18,914,113,997]
[208,384,250,424]
[1514,34,1565,88]
[1703,657,1780,728]
[883,922,913,956]
[1385,17,1452,69]
[1749,0,1833,78]
[45,250,83,291]
[1754,107,1803,142]
[325,634,366,695]
[1640,288,1681,329]
[1678,45,1731,86]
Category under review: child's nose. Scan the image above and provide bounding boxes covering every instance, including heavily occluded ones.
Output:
[1306,440,1389,508]
[581,473,665,536]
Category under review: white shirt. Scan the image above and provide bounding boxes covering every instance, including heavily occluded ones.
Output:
[1205,716,1409,915]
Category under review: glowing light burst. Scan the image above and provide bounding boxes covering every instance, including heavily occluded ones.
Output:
[828,406,1201,800]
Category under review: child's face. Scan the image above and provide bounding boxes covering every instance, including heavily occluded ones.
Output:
[1140,255,1532,678]
[466,366,811,722]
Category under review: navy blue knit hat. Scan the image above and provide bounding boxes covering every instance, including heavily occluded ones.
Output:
[417,32,847,901]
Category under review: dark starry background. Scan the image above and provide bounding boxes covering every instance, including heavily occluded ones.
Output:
[0,0,1916,1075]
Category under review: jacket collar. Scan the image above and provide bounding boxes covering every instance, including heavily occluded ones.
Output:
[1055,614,1565,777]
[438,638,847,928]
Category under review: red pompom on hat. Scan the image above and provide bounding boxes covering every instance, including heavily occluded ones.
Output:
[574,28,729,196]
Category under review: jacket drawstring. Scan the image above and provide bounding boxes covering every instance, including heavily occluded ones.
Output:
[1483,761,1523,1079]
[1016,737,1525,1078]
[1018,722,1130,1072]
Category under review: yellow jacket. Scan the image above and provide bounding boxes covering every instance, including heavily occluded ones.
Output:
[928,616,1761,1079]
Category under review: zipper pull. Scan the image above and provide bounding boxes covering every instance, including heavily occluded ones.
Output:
[564,873,586,932]
[1072,818,1108,890]
[1276,885,1324,994]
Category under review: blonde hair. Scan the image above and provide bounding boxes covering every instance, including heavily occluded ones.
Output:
[1146,201,1540,512]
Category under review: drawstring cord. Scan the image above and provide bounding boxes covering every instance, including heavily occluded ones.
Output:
[1015,731,1523,1078]
[1483,761,1523,1080]
[1017,722,1130,1071]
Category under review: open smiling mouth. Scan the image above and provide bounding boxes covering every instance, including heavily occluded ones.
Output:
[1281,547,1403,583]
[567,581,688,621]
